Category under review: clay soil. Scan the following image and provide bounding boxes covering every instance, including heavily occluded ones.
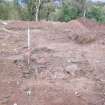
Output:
[0,18,105,105]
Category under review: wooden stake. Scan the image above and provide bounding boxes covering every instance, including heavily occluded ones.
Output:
[28,23,30,65]
[28,24,30,49]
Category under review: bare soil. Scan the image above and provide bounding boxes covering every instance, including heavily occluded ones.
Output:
[0,18,105,105]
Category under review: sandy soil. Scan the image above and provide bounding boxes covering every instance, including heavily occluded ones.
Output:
[0,18,105,105]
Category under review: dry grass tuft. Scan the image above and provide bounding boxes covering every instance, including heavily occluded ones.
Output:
[72,32,96,44]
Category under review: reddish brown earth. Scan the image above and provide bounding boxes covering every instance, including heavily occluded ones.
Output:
[0,18,105,105]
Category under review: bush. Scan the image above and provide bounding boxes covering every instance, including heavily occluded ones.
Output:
[58,4,79,22]
[0,2,9,20]
[87,6,105,23]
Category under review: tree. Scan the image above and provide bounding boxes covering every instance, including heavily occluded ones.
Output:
[71,0,88,17]
[0,1,9,20]
[39,1,55,21]
[27,0,43,21]
[59,4,78,22]
[35,0,41,21]
[51,0,78,22]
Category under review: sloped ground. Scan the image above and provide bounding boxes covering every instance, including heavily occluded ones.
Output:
[0,18,105,105]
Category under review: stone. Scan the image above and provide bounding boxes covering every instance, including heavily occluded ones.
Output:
[65,64,78,76]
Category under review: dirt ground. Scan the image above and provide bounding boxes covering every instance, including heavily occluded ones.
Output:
[0,18,105,105]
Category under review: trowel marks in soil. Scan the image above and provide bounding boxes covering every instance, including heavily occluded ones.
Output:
[0,18,105,105]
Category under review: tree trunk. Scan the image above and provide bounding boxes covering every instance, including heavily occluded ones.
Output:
[35,0,41,21]
[83,9,86,17]
[35,7,39,21]
[83,0,87,17]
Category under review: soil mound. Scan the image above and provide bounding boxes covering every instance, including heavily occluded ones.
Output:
[5,18,105,44]
[67,19,96,44]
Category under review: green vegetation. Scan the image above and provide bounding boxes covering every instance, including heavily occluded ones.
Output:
[87,5,105,23]
[57,2,79,22]
[0,0,105,23]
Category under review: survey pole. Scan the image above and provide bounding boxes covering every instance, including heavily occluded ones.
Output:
[27,22,31,65]
[28,23,30,50]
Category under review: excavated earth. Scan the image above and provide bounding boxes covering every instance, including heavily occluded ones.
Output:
[0,18,105,105]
